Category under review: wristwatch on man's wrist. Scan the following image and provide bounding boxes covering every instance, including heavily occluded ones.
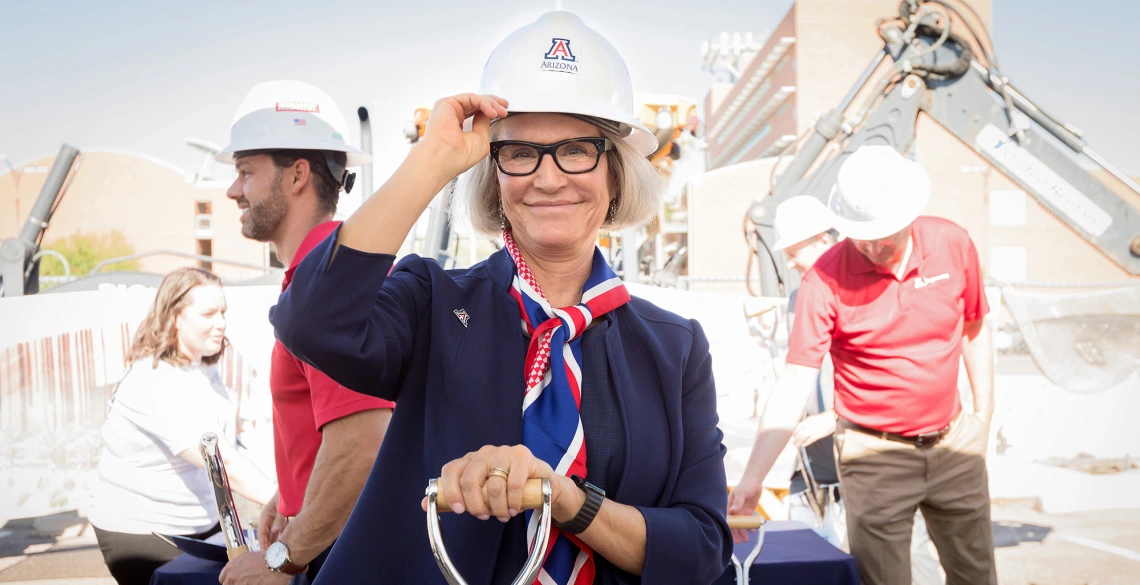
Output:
[554,474,605,535]
[265,541,307,575]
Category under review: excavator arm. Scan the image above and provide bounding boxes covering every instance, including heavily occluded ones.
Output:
[0,144,81,297]
[749,0,1140,285]
[744,0,1140,394]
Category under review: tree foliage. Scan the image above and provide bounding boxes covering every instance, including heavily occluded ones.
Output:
[39,230,139,276]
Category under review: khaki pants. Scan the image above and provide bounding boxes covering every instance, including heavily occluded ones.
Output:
[836,411,997,585]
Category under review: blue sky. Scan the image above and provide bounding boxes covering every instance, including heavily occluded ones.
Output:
[2,0,1137,202]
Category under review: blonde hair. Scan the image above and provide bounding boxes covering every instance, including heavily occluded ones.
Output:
[454,123,663,236]
[127,267,226,368]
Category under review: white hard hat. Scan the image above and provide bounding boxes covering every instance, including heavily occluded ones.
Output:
[215,80,370,168]
[478,11,658,157]
[772,196,835,251]
[828,145,930,240]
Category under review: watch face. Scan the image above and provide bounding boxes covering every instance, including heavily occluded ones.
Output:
[265,542,287,568]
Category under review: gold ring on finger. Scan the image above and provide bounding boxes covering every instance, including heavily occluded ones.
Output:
[487,467,509,481]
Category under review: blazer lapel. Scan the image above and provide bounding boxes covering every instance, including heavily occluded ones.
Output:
[426,264,527,585]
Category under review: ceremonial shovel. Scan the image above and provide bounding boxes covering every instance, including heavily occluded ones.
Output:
[425,477,765,585]
[201,433,248,560]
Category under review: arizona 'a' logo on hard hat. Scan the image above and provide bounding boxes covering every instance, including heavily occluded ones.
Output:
[541,38,579,74]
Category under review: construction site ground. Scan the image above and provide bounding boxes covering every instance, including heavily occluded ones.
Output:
[3,356,1138,583]
[2,502,1139,584]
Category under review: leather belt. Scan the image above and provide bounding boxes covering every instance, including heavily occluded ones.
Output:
[841,419,952,449]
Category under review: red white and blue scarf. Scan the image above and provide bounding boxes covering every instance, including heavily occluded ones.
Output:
[503,229,630,585]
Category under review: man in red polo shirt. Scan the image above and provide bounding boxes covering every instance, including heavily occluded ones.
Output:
[729,146,996,585]
[214,81,394,584]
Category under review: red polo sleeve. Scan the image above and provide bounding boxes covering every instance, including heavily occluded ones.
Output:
[960,235,990,322]
[304,363,394,431]
[785,269,837,369]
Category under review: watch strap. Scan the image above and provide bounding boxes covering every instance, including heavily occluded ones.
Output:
[555,475,605,535]
[266,543,308,575]
[279,558,307,576]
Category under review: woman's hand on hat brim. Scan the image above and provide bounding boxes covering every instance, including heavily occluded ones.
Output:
[420,93,508,179]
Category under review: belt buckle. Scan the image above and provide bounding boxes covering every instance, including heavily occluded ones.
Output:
[914,431,942,448]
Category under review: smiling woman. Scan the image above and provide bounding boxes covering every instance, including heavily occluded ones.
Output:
[87,267,275,585]
[452,113,660,281]
[269,10,731,585]
[457,113,662,268]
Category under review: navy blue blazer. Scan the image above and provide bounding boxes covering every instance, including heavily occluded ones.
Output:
[270,228,731,585]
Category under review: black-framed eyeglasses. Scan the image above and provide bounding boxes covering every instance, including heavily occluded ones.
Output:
[489,137,613,176]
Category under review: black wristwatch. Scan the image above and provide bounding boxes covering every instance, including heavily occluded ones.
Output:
[555,474,605,535]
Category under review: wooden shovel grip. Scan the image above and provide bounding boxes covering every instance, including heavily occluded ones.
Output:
[226,544,248,560]
[434,477,546,510]
[727,515,765,530]
[432,477,766,530]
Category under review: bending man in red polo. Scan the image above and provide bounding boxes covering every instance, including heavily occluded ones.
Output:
[216,81,394,584]
[729,146,996,585]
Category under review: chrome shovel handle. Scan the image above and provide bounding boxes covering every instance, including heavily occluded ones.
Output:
[728,517,766,585]
[200,432,247,560]
[425,478,552,585]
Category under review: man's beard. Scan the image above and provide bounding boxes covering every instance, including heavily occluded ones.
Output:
[241,178,289,242]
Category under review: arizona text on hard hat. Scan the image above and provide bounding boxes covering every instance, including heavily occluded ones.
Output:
[828,145,931,241]
[479,11,658,157]
[215,80,371,192]
[772,196,836,251]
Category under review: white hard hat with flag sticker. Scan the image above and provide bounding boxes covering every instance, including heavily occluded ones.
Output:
[479,11,658,157]
[215,80,371,169]
[772,196,836,251]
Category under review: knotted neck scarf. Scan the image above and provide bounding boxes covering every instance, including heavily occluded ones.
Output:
[503,228,630,585]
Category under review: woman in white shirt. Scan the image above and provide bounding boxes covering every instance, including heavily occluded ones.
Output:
[88,267,275,585]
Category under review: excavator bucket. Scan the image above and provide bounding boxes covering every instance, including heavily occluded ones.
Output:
[1002,286,1140,394]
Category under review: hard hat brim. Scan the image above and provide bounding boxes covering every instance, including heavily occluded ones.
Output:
[214,105,371,166]
[770,195,836,251]
[214,143,371,167]
[827,172,930,241]
[499,99,659,157]
[772,229,830,252]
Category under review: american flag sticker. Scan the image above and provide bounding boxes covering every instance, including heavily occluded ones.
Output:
[293,118,307,126]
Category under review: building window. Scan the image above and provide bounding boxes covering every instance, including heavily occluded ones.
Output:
[195,201,214,271]
[195,200,214,239]
[776,54,790,73]
[719,80,772,139]
[726,123,773,166]
[775,102,789,119]
[197,239,213,272]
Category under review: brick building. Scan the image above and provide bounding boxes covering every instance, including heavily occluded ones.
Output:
[691,0,1139,294]
[1,150,275,283]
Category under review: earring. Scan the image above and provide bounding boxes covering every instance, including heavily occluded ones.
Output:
[498,200,506,231]
[607,197,618,223]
